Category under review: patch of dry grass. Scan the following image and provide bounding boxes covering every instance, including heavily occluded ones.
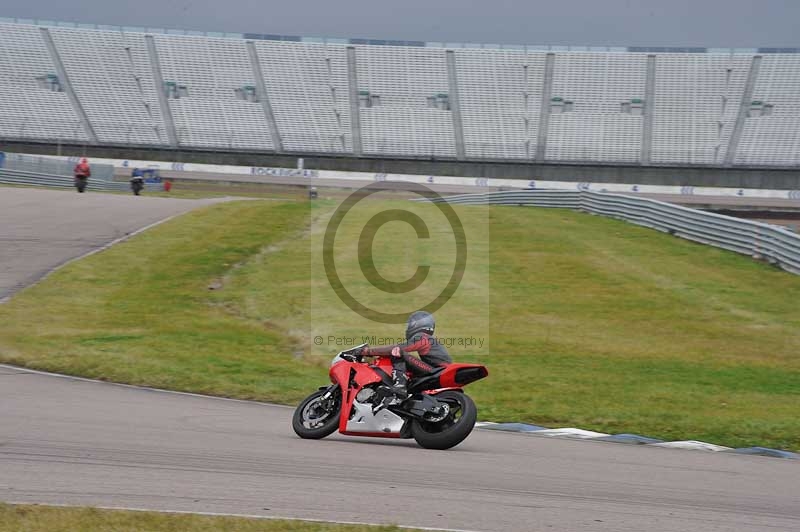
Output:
[0,504,415,532]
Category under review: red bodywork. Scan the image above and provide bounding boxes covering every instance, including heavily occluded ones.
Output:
[329,359,386,434]
[328,355,488,438]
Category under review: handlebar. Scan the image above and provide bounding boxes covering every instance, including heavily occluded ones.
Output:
[336,343,368,362]
[336,343,400,362]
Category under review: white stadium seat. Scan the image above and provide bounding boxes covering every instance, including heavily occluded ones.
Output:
[736,54,800,166]
[50,27,166,145]
[356,45,455,158]
[0,22,87,142]
[154,34,274,150]
[455,48,546,160]
[254,40,351,153]
[547,52,647,163]
[651,54,751,165]
[0,21,798,167]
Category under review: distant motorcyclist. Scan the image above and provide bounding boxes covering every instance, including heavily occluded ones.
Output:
[362,311,452,402]
[73,157,91,193]
[130,169,144,196]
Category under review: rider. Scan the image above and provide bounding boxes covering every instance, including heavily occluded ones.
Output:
[362,311,451,402]
[73,157,91,193]
[74,157,91,179]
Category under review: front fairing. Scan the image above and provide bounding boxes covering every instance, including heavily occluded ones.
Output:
[328,359,352,388]
[328,356,386,434]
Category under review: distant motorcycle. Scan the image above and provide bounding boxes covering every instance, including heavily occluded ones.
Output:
[74,176,88,193]
[130,176,144,196]
[292,344,488,449]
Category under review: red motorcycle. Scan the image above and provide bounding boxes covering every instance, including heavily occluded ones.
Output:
[292,344,488,449]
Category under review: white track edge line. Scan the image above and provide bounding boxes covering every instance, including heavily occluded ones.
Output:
[2,502,479,532]
[0,195,251,305]
[5,363,798,456]
[0,211,186,305]
[4,363,796,455]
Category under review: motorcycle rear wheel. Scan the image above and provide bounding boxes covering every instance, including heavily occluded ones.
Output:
[411,390,477,450]
[292,388,341,439]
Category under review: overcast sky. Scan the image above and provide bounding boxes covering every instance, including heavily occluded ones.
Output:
[2,0,798,47]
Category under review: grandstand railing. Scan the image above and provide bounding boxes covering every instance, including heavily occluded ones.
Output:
[427,190,800,275]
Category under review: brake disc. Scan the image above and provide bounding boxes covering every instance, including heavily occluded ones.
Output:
[425,403,451,423]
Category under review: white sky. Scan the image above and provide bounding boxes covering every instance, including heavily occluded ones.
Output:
[2,0,799,47]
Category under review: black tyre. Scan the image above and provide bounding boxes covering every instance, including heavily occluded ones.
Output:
[411,391,477,450]
[292,388,341,439]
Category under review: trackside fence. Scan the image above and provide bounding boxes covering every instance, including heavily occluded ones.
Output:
[1,152,115,180]
[0,168,128,192]
[426,190,800,275]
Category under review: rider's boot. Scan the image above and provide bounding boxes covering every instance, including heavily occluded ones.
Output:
[373,368,409,413]
[389,369,409,404]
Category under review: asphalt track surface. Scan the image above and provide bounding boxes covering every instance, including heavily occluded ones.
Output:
[1,366,799,532]
[0,187,231,300]
[1,187,799,531]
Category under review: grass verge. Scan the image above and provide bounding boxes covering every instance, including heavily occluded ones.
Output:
[0,198,798,450]
[0,200,318,401]
[0,504,416,532]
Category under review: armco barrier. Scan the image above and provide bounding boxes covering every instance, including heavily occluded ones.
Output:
[4,152,115,180]
[429,190,800,275]
[0,168,128,192]
[29,153,800,200]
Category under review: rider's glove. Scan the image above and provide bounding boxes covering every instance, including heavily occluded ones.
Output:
[361,345,371,357]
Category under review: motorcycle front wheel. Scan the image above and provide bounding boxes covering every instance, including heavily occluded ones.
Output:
[411,390,477,450]
[292,388,341,439]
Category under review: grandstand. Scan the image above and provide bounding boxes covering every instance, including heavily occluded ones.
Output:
[1,18,799,167]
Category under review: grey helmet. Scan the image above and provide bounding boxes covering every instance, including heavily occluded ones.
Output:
[405,311,435,339]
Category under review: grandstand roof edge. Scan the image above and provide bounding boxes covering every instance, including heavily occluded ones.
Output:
[0,16,793,54]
